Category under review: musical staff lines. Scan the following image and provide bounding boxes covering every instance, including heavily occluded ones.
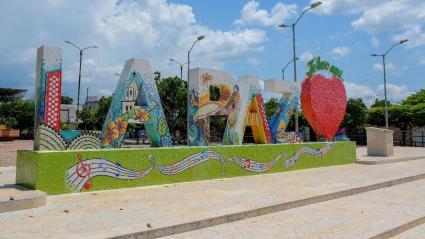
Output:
[66,143,334,192]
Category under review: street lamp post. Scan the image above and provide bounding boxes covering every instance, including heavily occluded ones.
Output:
[282,57,299,80]
[371,39,408,129]
[64,41,98,130]
[186,35,205,143]
[187,35,205,83]
[169,59,188,80]
[278,1,321,133]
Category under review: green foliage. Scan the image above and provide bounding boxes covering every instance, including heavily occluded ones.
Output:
[60,122,70,130]
[388,105,412,130]
[287,111,308,131]
[79,108,98,130]
[343,98,367,131]
[411,103,425,126]
[0,99,34,129]
[96,96,113,129]
[366,105,413,130]
[366,107,385,127]
[79,96,112,130]
[371,99,391,108]
[157,76,187,137]
[154,71,161,85]
[0,88,26,102]
[264,98,279,120]
[60,96,73,104]
[403,89,425,106]
[209,85,220,101]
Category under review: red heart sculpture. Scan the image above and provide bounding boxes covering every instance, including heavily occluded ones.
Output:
[301,74,347,141]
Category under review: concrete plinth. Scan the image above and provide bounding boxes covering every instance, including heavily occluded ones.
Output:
[366,127,394,157]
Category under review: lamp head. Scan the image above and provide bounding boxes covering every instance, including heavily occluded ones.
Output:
[310,2,322,8]
[371,54,378,57]
[92,46,98,49]
[197,35,205,41]
[295,57,300,60]
[64,40,71,44]
[399,39,408,44]
[278,24,289,28]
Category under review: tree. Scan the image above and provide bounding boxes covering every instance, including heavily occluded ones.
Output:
[264,98,279,120]
[61,96,73,105]
[0,99,34,129]
[388,105,412,131]
[366,104,413,145]
[371,99,391,108]
[343,98,367,131]
[154,71,161,85]
[95,96,113,129]
[403,89,425,106]
[411,103,425,127]
[79,108,98,130]
[157,76,187,138]
[366,107,386,127]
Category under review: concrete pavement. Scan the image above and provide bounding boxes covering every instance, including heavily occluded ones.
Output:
[356,146,425,165]
[165,179,425,239]
[1,158,425,238]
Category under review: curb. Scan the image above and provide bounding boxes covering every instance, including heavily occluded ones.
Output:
[370,215,425,239]
[357,156,425,165]
[0,186,47,213]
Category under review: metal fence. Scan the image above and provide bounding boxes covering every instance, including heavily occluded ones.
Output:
[346,130,425,147]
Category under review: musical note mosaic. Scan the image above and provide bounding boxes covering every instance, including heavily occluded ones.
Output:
[66,143,335,192]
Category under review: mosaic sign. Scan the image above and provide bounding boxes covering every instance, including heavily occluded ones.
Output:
[16,141,356,195]
[33,46,101,151]
[307,57,343,78]
[100,59,172,148]
[302,58,347,140]
[32,47,348,150]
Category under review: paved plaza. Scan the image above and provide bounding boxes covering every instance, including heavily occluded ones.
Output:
[0,142,425,238]
[0,140,32,167]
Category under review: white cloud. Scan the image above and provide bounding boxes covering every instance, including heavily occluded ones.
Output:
[344,81,376,99]
[344,81,412,106]
[350,1,424,33]
[377,83,411,102]
[393,25,425,48]
[98,88,113,96]
[312,0,425,48]
[299,51,315,63]
[371,36,380,47]
[235,0,297,26]
[372,63,397,72]
[372,62,408,76]
[246,57,260,66]
[330,46,349,58]
[0,0,268,99]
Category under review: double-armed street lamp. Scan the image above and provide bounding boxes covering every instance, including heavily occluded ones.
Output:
[278,1,322,133]
[282,57,299,80]
[169,59,188,80]
[371,39,408,129]
[64,40,98,130]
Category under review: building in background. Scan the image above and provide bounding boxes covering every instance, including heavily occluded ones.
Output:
[60,104,83,129]
[85,96,99,110]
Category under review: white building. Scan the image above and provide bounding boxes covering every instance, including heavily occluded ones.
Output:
[121,80,139,114]
[60,104,83,129]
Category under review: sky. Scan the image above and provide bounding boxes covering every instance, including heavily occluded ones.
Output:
[0,0,424,106]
